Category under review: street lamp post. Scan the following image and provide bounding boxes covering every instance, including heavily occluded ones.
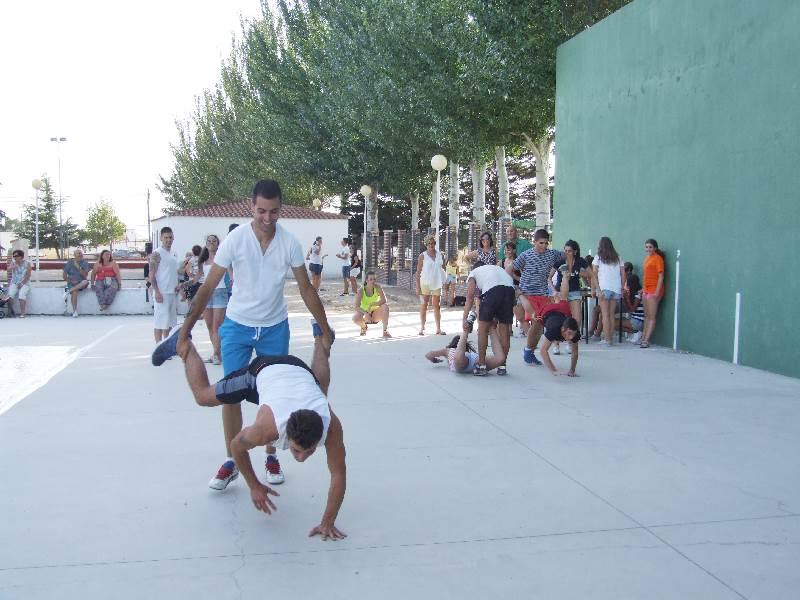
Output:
[359,184,372,284]
[430,155,447,252]
[50,136,67,256]
[31,179,43,280]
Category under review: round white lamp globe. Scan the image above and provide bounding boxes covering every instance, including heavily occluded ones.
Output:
[431,155,447,172]
[31,179,42,190]
[360,184,372,197]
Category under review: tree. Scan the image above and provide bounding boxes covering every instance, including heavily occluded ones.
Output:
[14,176,82,258]
[84,200,126,250]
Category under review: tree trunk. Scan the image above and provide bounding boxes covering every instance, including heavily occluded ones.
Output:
[522,132,554,230]
[367,185,379,234]
[496,146,510,220]
[410,191,419,230]
[470,161,487,227]
[448,162,460,227]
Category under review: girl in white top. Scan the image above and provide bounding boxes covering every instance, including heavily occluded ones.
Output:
[306,236,326,290]
[199,234,227,364]
[592,236,625,345]
[415,234,446,336]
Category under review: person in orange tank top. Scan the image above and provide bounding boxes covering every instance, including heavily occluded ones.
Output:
[640,238,665,348]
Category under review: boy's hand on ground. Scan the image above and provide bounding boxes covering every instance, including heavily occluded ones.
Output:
[309,522,347,541]
[250,482,279,514]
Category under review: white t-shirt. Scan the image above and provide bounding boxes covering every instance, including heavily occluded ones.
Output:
[468,265,514,293]
[596,259,623,294]
[214,222,304,327]
[256,364,330,450]
[308,242,323,265]
[338,244,351,266]
[155,247,178,295]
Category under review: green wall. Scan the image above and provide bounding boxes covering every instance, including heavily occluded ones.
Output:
[554,0,800,378]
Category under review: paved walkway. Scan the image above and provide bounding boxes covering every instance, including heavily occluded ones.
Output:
[1,290,799,599]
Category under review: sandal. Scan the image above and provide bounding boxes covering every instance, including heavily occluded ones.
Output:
[497,365,507,376]
[473,364,488,377]
[640,341,650,348]
[383,330,392,338]
[418,330,425,336]
[360,325,367,336]
[436,330,447,335]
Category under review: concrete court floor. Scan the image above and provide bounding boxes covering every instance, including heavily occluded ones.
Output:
[1,305,799,599]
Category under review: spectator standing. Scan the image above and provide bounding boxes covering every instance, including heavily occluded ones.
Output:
[498,224,532,263]
[513,229,564,365]
[149,227,181,342]
[348,246,362,292]
[91,250,122,312]
[306,236,326,290]
[336,238,352,296]
[416,235,446,336]
[62,248,90,317]
[199,234,227,364]
[591,236,625,346]
[553,240,589,334]
[640,238,666,348]
[7,249,32,318]
[465,231,498,267]
[443,257,459,307]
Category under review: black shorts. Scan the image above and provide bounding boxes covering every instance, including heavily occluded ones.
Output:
[309,263,323,275]
[478,285,515,324]
[214,355,317,405]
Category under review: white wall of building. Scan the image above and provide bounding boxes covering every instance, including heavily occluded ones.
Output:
[150,215,349,278]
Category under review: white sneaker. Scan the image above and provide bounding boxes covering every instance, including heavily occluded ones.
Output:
[265,455,285,485]
[72,310,79,318]
[208,460,239,491]
[598,339,609,345]
[630,332,642,344]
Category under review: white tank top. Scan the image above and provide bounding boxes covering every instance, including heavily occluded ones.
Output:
[420,251,444,288]
[256,364,330,450]
[155,247,179,294]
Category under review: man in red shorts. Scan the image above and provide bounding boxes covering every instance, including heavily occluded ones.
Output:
[512,229,564,365]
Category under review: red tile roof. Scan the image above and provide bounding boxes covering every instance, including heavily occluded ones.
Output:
[163,199,349,220]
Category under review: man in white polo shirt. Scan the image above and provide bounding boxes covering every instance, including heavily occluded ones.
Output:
[462,264,515,376]
[159,179,334,492]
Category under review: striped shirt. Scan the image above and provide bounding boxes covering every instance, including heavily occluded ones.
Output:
[513,248,564,295]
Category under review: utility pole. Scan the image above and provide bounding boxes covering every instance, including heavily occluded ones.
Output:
[50,136,68,257]
[146,188,152,243]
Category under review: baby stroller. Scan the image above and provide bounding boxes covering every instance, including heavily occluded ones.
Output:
[0,286,11,319]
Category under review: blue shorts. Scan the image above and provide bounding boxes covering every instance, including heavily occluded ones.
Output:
[601,289,621,300]
[567,291,582,301]
[220,317,290,376]
[207,287,229,309]
[445,274,456,285]
[341,265,351,278]
[309,263,323,275]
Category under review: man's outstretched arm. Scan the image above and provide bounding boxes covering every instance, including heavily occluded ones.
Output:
[230,408,280,514]
[310,411,347,540]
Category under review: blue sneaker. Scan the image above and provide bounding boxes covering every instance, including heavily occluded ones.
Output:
[311,319,335,345]
[523,347,542,365]
[152,327,189,366]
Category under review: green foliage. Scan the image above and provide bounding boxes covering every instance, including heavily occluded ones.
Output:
[159,0,631,223]
[14,176,83,257]
[84,200,127,250]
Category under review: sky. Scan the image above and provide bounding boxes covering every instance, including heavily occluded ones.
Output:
[0,0,264,240]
